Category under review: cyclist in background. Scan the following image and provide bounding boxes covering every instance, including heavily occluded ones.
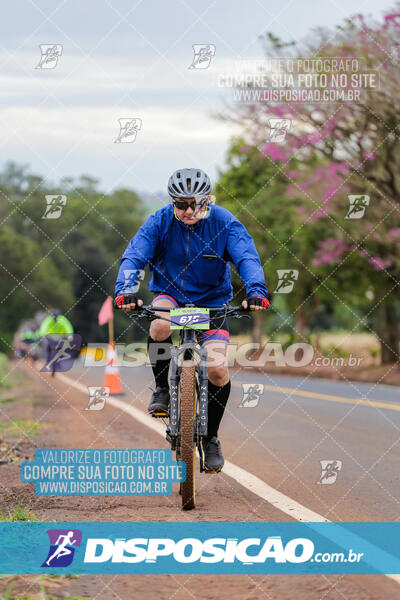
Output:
[115,168,269,472]
[39,309,74,376]
[20,327,40,363]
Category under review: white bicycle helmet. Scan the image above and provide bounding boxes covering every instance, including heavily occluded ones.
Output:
[167,168,211,198]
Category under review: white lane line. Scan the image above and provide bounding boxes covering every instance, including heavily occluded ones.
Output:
[56,373,166,436]
[222,462,326,521]
[55,372,400,585]
[56,373,326,521]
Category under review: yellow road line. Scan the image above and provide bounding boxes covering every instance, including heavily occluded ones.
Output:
[232,381,400,412]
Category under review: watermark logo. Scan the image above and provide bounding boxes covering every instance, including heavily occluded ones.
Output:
[84,340,315,369]
[274,269,299,294]
[313,354,363,368]
[239,383,264,408]
[218,58,378,104]
[42,529,82,567]
[86,387,109,411]
[114,118,142,143]
[123,269,145,293]
[41,334,82,373]
[42,195,67,219]
[188,44,216,69]
[197,195,216,219]
[317,460,342,485]
[84,535,315,564]
[268,118,291,143]
[345,195,370,219]
[36,44,63,70]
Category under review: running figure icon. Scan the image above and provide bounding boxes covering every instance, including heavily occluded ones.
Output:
[275,269,299,294]
[41,528,82,568]
[45,531,77,566]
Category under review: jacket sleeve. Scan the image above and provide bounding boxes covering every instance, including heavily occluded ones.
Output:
[226,219,268,298]
[59,316,74,334]
[115,213,160,297]
[38,316,52,337]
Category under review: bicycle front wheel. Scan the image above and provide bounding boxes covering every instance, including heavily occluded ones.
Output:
[180,360,196,510]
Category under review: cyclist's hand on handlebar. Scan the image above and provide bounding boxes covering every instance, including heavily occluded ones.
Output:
[115,294,143,312]
[242,296,270,311]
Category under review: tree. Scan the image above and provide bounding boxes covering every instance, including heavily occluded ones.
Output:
[0,161,148,348]
[0,225,72,352]
[227,6,400,363]
[70,236,115,344]
[215,140,339,344]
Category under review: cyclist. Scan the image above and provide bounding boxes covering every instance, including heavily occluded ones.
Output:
[115,168,269,472]
[20,327,40,362]
[39,309,74,376]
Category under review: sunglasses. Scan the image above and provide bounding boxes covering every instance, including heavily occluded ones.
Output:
[173,196,209,211]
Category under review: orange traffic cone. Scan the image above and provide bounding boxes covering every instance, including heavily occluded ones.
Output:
[103,342,123,395]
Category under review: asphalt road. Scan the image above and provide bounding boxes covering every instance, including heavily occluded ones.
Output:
[6,359,399,599]
[69,355,400,523]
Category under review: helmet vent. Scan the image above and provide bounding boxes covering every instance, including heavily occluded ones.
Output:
[168,168,211,198]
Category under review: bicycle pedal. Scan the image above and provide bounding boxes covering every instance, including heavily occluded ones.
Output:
[204,469,218,474]
[151,411,169,418]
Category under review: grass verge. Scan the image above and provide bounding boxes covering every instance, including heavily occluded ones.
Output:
[0,505,40,522]
[0,420,50,437]
[0,575,92,600]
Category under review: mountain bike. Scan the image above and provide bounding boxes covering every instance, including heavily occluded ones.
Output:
[128,303,248,510]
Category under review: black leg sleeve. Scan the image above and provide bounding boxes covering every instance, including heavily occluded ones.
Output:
[147,335,173,389]
[207,380,231,439]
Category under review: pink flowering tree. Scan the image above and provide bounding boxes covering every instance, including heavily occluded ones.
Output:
[229,6,400,363]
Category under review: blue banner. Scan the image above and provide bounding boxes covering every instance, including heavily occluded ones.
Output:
[20,449,185,496]
[1,522,400,574]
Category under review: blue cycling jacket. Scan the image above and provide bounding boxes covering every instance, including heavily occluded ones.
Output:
[115,203,268,307]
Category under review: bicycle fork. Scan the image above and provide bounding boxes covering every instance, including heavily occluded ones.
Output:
[196,345,208,472]
[168,346,180,449]
[168,344,208,471]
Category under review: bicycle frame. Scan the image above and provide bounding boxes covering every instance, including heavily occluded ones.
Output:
[124,303,248,479]
[169,325,209,471]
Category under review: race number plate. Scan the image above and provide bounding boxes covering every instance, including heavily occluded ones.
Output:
[170,307,210,330]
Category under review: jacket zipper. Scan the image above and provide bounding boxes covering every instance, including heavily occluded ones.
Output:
[180,227,190,294]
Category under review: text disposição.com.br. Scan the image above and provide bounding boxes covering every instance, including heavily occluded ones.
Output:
[83,536,364,565]
[312,549,364,563]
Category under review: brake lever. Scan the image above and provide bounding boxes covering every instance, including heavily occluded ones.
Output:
[212,308,250,320]
[135,306,157,320]
[123,304,147,319]
[230,311,251,320]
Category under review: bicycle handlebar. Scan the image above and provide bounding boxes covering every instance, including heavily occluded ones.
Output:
[135,305,245,313]
[115,301,249,320]
[133,305,247,319]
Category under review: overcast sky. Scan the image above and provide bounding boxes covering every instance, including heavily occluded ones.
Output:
[0,0,393,194]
